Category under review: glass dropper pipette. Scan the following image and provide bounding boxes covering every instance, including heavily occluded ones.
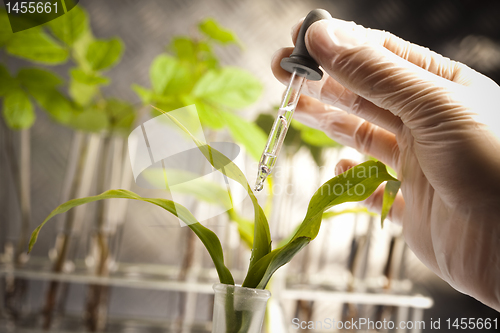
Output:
[254,69,305,191]
[254,8,332,192]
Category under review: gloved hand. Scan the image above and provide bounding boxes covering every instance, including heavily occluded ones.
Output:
[271,17,500,311]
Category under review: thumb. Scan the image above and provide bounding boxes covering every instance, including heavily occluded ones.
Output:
[305,19,468,130]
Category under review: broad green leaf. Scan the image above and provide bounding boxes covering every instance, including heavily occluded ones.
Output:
[70,68,110,85]
[105,99,136,134]
[192,67,262,109]
[381,180,401,227]
[69,78,97,106]
[152,106,271,274]
[28,88,73,124]
[222,110,267,161]
[6,27,68,64]
[0,65,13,96]
[18,68,63,90]
[242,161,398,288]
[198,18,238,45]
[70,107,108,132]
[48,5,88,46]
[86,38,123,71]
[2,88,34,129]
[170,37,196,63]
[28,189,234,285]
[150,55,193,96]
[132,84,153,104]
[196,100,225,129]
[72,29,94,69]
[150,55,177,94]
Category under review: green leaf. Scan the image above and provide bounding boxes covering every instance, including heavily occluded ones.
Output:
[70,68,110,85]
[221,110,267,161]
[0,65,13,96]
[150,55,193,96]
[131,84,152,104]
[72,29,94,69]
[70,107,108,132]
[227,208,254,249]
[196,100,225,129]
[291,120,339,147]
[192,67,262,108]
[277,207,377,248]
[170,37,196,63]
[0,9,13,47]
[242,161,397,288]
[18,68,63,90]
[152,106,271,275]
[381,180,401,227]
[86,38,123,71]
[105,99,135,134]
[198,18,238,45]
[6,27,68,64]
[69,78,97,106]
[28,189,234,285]
[48,5,88,46]
[28,88,73,124]
[2,88,34,129]
[150,54,177,94]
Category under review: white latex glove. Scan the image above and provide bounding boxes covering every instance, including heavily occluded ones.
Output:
[271,17,500,311]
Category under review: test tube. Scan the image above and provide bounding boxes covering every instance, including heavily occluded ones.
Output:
[254,69,305,191]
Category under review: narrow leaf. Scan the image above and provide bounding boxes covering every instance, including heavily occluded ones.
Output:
[242,161,397,288]
[152,106,272,273]
[28,189,234,285]
[381,180,401,227]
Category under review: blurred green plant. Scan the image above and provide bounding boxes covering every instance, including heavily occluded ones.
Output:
[132,18,267,160]
[0,7,133,134]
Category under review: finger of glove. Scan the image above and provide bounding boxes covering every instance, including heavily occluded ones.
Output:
[334,159,405,225]
[291,17,476,86]
[305,19,467,132]
[272,47,403,134]
[296,95,400,171]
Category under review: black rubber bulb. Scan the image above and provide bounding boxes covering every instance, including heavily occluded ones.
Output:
[280,9,332,81]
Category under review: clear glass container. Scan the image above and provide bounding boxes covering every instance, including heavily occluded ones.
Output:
[211,283,271,333]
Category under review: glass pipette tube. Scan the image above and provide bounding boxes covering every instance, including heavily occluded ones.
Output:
[254,68,305,191]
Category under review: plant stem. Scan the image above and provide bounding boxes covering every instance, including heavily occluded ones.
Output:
[85,135,112,332]
[16,129,31,259]
[42,133,100,329]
